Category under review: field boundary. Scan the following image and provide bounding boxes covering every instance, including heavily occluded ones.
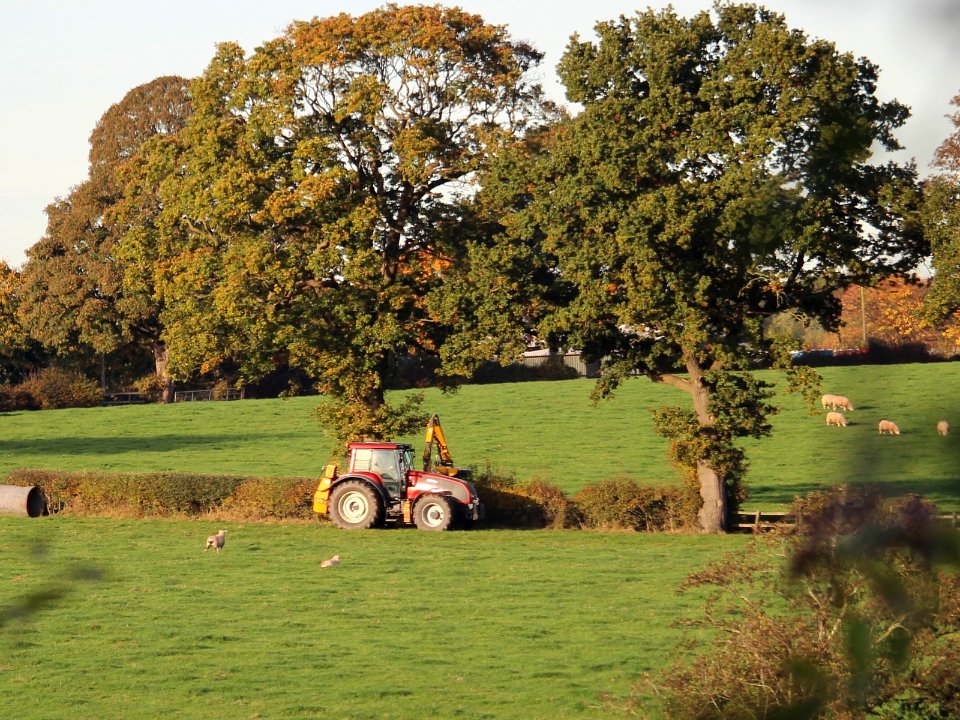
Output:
[735,510,960,533]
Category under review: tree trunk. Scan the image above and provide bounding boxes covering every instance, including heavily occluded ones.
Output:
[370,350,390,409]
[685,356,728,534]
[152,341,174,404]
[697,461,727,533]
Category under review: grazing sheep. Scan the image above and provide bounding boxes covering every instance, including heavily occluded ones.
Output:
[821,393,853,411]
[319,554,341,568]
[938,420,950,436]
[825,411,848,427]
[204,529,227,552]
[834,395,854,412]
[878,420,900,435]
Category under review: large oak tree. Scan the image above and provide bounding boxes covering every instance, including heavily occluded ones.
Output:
[439,3,926,531]
[139,4,550,439]
[18,76,191,399]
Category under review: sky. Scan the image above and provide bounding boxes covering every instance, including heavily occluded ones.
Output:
[1,0,958,268]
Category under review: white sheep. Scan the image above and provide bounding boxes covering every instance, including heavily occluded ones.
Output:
[833,395,854,412]
[319,554,341,568]
[204,529,227,552]
[878,420,900,435]
[825,411,848,427]
[938,420,950,436]
[821,393,853,411]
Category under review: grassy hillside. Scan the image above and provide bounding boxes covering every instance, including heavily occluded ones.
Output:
[2,362,959,510]
[0,516,745,720]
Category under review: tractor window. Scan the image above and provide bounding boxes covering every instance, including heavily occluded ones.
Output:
[354,448,401,492]
[370,450,399,482]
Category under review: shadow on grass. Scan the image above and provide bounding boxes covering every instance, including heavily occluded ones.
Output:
[749,476,960,508]
[1,543,104,631]
[0,433,282,457]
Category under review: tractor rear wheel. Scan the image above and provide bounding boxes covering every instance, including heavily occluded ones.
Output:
[413,495,456,531]
[329,481,384,530]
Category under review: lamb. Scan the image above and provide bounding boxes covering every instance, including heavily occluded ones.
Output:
[821,394,854,411]
[878,420,900,435]
[319,554,341,568]
[938,420,950,436]
[825,411,848,427]
[204,529,227,552]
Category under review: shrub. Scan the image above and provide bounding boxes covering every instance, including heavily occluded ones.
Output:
[574,478,694,531]
[469,467,579,529]
[222,477,316,520]
[517,480,580,529]
[129,473,248,515]
[18,367,102,409]
[629,485,695,531]
[0,384,40,412]
[626,487,960,719]
[26,469,313,521]
[131,374,164,402]
[4,468,74,513]
[470,358,580,384]
[471,465,552,528]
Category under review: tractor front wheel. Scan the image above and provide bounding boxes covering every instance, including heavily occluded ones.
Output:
[413,495,456,531]
[329,481,384,530]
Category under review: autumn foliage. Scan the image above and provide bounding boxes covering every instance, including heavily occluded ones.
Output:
[835,278,960,356]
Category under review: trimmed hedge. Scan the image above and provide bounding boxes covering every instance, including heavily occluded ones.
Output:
[574,478,696,531]
[472,466,578,529]
[5,468,314,521]
[471,467,693,531]
[221,477,318,520]
[6,467,696,531]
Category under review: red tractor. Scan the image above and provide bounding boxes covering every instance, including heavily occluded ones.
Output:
[313,420,481,530]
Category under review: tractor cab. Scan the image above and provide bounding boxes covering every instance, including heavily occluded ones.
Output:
[348,444,410,496]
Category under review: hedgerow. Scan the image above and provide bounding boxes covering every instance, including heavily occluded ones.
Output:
[4,468,312,521]
[470,465,572,528]
[8,466,695,531]
[574,478,696,531]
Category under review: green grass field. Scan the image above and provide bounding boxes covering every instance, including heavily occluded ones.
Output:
[0,517,745,720]
[2,362,960,510]
[3,362,958,718]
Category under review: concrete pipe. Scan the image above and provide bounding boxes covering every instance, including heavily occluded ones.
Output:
[0,485,46,517]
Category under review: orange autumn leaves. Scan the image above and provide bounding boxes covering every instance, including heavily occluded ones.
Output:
[835,278,960,354]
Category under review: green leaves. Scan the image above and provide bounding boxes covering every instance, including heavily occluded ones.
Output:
[109,5,549,439]
[18,77,192,391]
[449,3,924,531]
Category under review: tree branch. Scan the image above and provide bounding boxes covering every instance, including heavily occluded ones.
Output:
[658,373,692,393]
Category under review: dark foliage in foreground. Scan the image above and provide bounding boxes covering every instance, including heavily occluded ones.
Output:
[626,486,960,719]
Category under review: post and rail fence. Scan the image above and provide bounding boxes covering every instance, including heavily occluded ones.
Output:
[102,388,246,405]
[173,388,244,402]
[735,510,960,533]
